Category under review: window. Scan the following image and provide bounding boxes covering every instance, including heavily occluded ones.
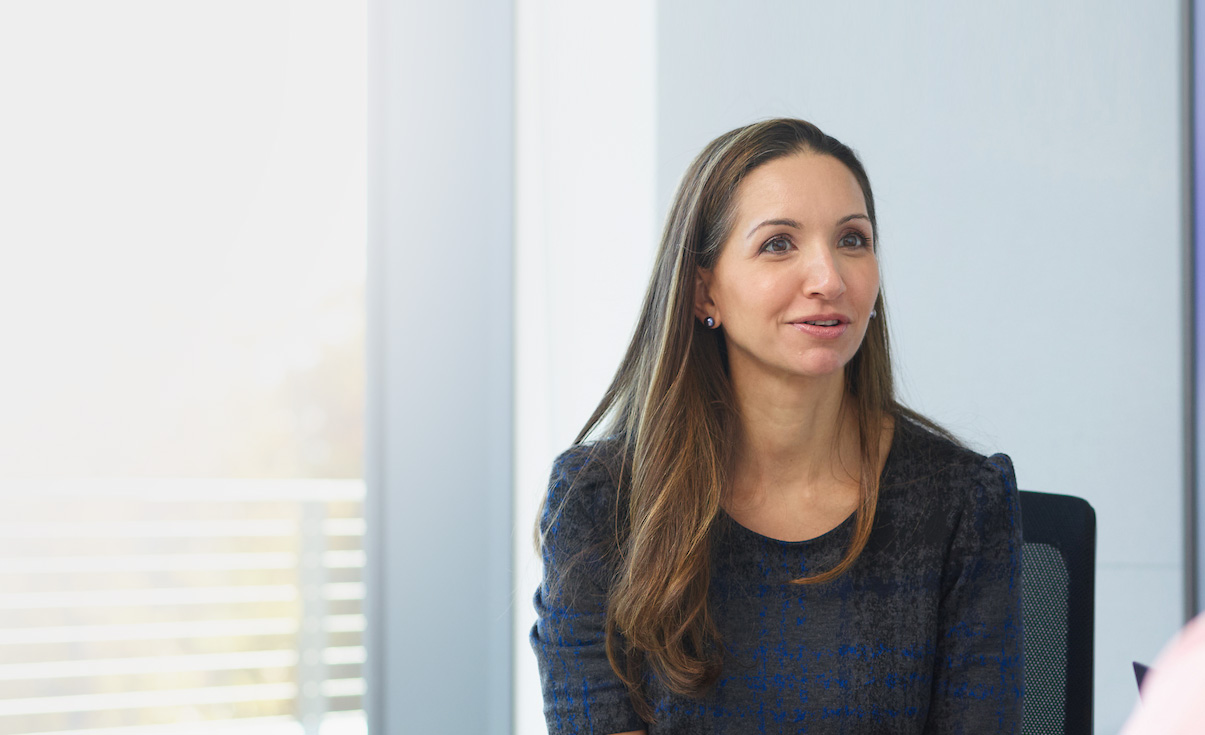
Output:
[0,3,366,733]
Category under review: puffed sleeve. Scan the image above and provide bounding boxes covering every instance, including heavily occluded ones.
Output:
[529,446,647,735]
[925,453,1024,734]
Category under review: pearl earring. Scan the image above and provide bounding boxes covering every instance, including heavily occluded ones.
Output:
[704,316,716,328]
[870,309,878,319]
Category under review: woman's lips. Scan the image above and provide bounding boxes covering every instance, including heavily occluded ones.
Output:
[789,321,849,339]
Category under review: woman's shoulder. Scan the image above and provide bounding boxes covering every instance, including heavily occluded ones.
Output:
[550,436,626,483]
[880,416,1020,559]
[888,414,1016,497]
[540,437,629,542]
[538,438,630,597]
[547,436,628,507]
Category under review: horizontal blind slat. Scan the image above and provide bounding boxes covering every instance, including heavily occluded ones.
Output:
[0,650,299,681]
[0,682,299,717]
[0,587,297,610]
[0,618,300,645]
[11,710,365,735]
[0,521,298,539]
[0,554,298,574]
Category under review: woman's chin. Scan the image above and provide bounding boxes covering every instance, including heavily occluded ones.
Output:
[728,345,852,384]
[786,352,851,379]
[765,359,848,384]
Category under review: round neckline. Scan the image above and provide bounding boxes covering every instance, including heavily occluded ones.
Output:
[718,418,906,546]
[720,503,858,546]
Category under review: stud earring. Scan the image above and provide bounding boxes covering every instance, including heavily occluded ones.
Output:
[704,316,716,329]
[870,309,878,319]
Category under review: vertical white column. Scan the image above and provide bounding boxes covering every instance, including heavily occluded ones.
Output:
[368,1,514,733]
[513,2,657,732]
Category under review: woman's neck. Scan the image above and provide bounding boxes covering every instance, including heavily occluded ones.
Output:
[728,363,859,502]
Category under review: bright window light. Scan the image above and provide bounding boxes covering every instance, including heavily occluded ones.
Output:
[0,2,366,734]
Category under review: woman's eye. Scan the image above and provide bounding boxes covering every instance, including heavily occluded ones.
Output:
[839,232,869,249]
[761,236,791,254]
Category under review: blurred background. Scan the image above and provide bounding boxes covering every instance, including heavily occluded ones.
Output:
[0,2,366,734]
[0,1,1197,734]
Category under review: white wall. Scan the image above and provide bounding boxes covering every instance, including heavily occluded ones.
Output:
[512,2,657,733]
[515,1,1188,732]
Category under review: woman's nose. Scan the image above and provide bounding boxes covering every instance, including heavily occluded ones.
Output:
[801,246,845,299]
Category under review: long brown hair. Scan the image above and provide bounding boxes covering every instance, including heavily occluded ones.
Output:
[556,118,941,720]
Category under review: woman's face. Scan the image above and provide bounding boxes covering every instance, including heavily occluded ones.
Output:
[695,151,880,385]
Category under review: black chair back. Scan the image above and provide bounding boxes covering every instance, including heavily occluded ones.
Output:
[1019,490,1096,735]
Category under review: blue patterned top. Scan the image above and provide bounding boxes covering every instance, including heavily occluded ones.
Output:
[531,417,1023,734]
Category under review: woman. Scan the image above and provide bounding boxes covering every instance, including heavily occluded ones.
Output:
[531,118,1023,734]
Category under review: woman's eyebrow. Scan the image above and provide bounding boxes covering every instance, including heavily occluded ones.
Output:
[745,218,801,238]
[745,213,871,239]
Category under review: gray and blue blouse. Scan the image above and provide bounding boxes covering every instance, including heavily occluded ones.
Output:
[532,417,1023,734]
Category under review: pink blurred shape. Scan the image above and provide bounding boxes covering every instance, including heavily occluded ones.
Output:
[1119,612,1205,734]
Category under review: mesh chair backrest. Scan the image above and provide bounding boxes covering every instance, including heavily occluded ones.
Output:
[1023,542,1070,734]
[1019,491,1096,735]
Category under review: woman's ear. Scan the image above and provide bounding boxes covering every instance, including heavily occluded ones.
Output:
[693,267,717,325]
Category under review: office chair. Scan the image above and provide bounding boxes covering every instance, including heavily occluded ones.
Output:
[1019,490,1096,735]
